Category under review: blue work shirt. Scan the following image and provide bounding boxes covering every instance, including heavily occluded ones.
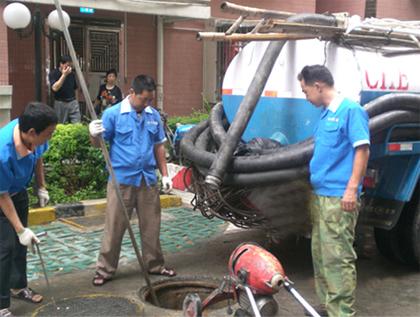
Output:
[102,97,166,187]
[310,96,370,197]
[0,119,49,195]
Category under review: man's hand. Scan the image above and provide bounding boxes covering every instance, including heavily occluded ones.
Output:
[162,176,173,193]
[341,187,358,212]
[62,65,72,76]
[38,188,49,207]
[18,228,40,253]
[89,119,105,138]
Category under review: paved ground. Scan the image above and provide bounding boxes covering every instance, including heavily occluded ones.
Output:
[27,207,226,281]
[9,203,420,316]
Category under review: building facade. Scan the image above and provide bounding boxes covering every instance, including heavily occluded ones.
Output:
[0,0,419,124]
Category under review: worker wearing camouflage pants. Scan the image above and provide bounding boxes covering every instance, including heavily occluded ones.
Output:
[298,65,370,317]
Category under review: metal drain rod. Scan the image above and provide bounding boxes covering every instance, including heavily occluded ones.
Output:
[34,232,57,310]
[53,0,160,307]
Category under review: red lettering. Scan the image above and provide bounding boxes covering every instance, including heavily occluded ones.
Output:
[365,71,378,89]
[397,73,409,90]
[380,72,387,90]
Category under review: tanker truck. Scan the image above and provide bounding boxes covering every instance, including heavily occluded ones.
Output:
[180,9,420,269]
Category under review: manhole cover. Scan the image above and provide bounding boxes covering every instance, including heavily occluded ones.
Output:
[138,277,228,311]
[33,294,142,316]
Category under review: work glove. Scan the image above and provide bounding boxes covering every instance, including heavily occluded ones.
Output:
[89,119,105,138]
[18,228,40,253]
[162,176,173,193]
[37,188,49,207]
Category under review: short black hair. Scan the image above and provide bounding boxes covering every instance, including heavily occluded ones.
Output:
[19,102,58,134]
[131,75,156,94]
[106,68,118,78]
[297,65,334,87]
[58,55,72,66]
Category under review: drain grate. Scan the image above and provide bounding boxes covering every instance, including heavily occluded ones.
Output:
[33,295,142,316]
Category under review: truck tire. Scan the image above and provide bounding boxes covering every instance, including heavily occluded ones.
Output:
[374,185,420,269]
[374,226,404,263]
[398,198,420,269]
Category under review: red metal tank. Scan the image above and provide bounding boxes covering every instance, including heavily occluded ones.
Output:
[228,242,286,295]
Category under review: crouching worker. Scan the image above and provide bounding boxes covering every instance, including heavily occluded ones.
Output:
[89,74,176,286]
[0,103,58,317]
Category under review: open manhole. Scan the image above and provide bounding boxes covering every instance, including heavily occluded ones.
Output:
[32,294,143,316]
[138,277,229,312]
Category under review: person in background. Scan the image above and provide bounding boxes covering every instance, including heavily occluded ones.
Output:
[94,69,123,117]
[49,55,80,124]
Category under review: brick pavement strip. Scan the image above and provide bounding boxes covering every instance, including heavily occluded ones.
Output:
[27,207,226,281]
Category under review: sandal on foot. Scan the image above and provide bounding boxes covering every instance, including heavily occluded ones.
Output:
[11,288,43,304]
[0,308,14,317]
[92,272,112,286]
[149,267,177,277]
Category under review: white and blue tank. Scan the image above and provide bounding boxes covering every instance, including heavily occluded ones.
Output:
[222,39,420,144]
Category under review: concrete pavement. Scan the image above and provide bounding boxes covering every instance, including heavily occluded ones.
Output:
[11,219,420,316]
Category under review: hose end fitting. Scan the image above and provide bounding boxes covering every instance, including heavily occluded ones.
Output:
[205,175,222,190]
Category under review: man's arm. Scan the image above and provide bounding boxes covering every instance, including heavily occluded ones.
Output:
[0,193,24,233]
[154,143,168,177]
[51,66,72,92]
[35,158,46,189]
[342,144,370,211]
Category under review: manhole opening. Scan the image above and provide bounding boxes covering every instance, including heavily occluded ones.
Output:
[33,295,141,317]
[139,278,228,311]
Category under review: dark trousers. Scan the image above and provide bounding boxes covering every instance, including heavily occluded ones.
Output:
[0,191,28,309]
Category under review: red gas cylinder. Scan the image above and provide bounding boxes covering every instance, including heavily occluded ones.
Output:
[228,242,286,295]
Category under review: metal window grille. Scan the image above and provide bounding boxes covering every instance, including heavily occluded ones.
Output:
[89,30,119,72]
[365,0,377,18]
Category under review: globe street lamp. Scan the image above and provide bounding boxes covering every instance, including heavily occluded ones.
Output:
[3,2,70,101]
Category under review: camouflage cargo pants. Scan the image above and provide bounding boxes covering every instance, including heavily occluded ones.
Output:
[310,194,359,317]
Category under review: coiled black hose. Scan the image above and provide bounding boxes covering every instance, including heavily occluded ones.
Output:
[181,93,420,187]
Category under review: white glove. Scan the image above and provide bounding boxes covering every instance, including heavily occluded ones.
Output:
[38,188,49,207]
[89,119,105,137]
[162,176,173,193]
[18,228,40,247]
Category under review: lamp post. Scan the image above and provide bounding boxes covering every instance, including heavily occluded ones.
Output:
[3,2,70,102]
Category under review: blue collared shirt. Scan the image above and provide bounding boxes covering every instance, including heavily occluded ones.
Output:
[0,119,48,195]
[310,96,370,197]
[102,97,166,187]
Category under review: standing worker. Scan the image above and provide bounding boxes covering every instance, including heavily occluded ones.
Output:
[0,103,58,317]
[89,74,176,286]
[298,65,370,317]
[49,55,80,123]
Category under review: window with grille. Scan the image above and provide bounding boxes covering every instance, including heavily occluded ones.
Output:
[89,30,119,73]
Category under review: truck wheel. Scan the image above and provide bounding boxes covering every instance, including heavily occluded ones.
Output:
[374,185,420,269]
[374,226,404,263]
[398,199,420,269]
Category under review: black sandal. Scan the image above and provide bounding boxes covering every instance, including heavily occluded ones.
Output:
[149,267,177,277]
[92,272,112,286]
[11,288,43,304]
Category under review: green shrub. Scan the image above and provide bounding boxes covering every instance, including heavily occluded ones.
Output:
[167,111,209,132]
[41,124,107,205]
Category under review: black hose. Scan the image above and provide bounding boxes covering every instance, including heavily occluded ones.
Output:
[369,110,419,134]
[205,40,289,188]
[365,93,420,117]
